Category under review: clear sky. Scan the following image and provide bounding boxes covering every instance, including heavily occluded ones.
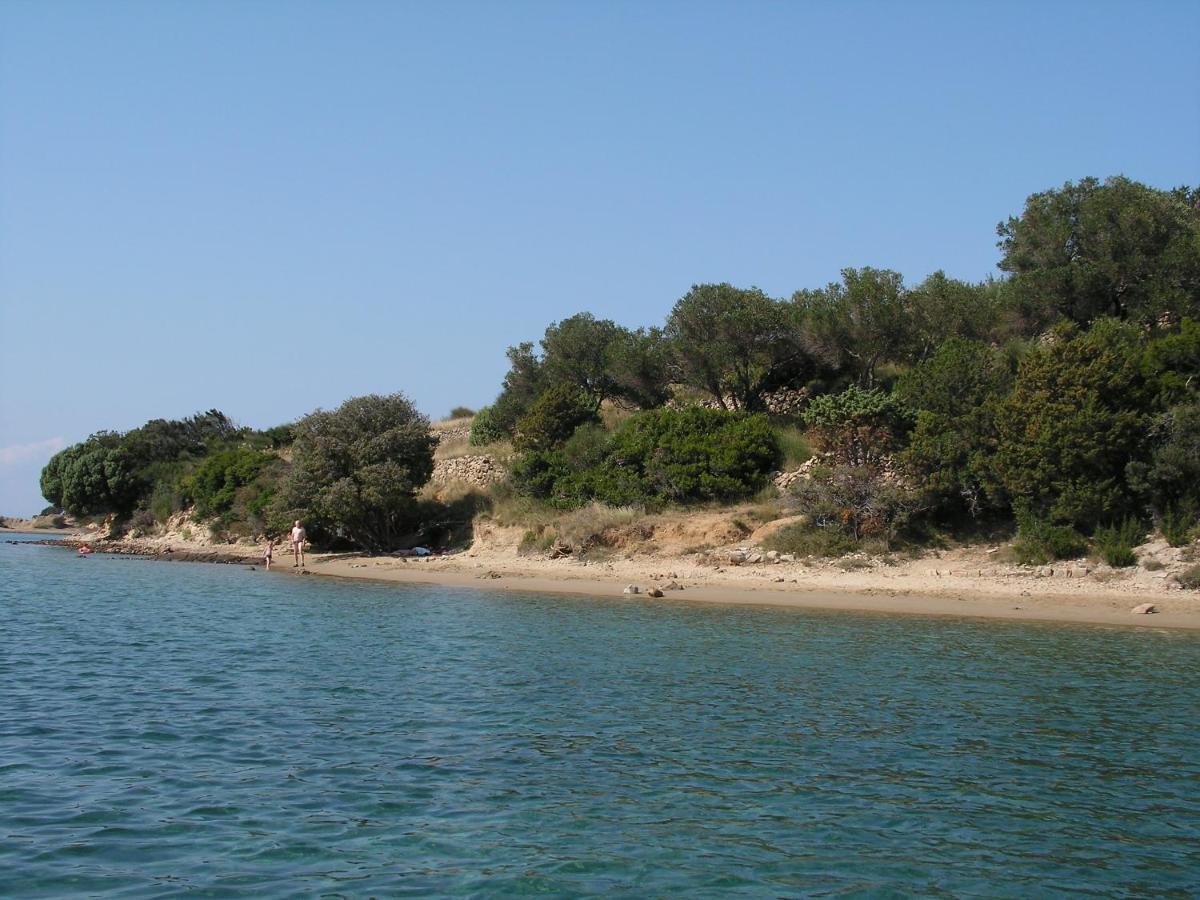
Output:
[1,0,1197,515]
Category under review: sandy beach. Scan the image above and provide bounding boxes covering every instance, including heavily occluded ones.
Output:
[8,516,1200,630]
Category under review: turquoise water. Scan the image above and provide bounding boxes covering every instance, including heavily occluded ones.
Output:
[2,536,1198,897]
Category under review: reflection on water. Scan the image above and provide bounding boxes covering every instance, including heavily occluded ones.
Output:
[2,538,1198,896]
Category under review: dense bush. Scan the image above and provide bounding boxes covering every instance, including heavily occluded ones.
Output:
[1093,518,1143,568]
[801,386,911,467]
[512,408,781,508]
[994,320,1153,529]
[275,393,437,552]
[895,339,1013,517]
[449,406,476,419]
[468,405,508,446]
[512,385,599,453]
[1011,519,1088,566]
[603,408,781,504]
[181,448,273,518]
[785,465,922,548]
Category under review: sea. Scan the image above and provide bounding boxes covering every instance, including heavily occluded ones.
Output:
[2,533,1198,897]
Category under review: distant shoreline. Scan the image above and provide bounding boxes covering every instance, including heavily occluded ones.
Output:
[27,533,1200,632]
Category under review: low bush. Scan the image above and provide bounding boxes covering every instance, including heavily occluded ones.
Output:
[128,508,157,537]
[1162,505,1198,548]
[1178,565,1200,591]
[774,425,812,470]
[1093,518,1143,568]
[1011,519,1088,566]
[469,406,508,446]
[449,406,476,419]
[762,521,858,558]
[784,465,923,549]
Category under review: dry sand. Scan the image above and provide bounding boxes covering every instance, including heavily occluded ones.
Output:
[292,543,1200,631]
[9,512,1199,630]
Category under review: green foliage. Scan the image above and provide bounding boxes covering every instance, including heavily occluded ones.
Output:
[794,267,910,387]
[895,339,1014,517]
[784,465,922,547]
[666,283,825,411]
[540,312,624,408]
[513,385,599,453]
[604,408,781,504]
[1093,518,1143,568]
[512,408,781,509]
[41,433,140,516]
[180,448,273,519]
[1125,400,1200,519]
[904,272,1005,362]
[1161,505,1198,548]
[994,319,1153,529]
[801,385,911,467]
[1143,318,1200,404]
[449,406,476,419]
[1011,519,1088,566]
[276,393,437,552]
[998,176,1200,326]
[468,405,508,446]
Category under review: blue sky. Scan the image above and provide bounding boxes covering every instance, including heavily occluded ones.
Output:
[1,0,1197,514]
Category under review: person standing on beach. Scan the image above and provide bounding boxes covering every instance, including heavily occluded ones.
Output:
[263,538,274,570]
[290,520,307,567]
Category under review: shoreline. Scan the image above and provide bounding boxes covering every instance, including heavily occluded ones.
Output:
[35,534,1200,632]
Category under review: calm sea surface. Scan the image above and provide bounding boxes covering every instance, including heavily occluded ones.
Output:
[2,536,1198,897]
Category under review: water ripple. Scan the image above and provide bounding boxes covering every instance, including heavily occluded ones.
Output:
[1,536,1198,896]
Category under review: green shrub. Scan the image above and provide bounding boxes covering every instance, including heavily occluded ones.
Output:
[604,408,781,505]
[994,319,1153,530]
[1093,518,1143,568]
[469,406,508,446]
[510,407,781,509]
[1162,505,1198,547]
[801,385,911,467]
[774,425,812,470]
[1178,565,1200,590]
[1011,518,1088,566]
[513,385,599,453]
[449,406,476,419]
[180,448,273,519]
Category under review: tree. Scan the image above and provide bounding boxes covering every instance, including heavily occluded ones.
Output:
[894,339,1014,517]
[540,312,624,409]
[997,176,1200,326]
[665,283,822,410]
[993,319,1153,529]
[903,272,1004,362]
[607,326,672,409]
[278,393,437,552]
[794,267,910,387]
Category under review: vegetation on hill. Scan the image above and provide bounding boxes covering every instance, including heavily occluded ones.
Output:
[40,175,1200,558]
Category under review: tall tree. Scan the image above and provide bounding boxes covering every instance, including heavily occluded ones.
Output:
[997,176,1200,326]
[278,393,437,552]
[794,267,909,388]
[665,283,820,411]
